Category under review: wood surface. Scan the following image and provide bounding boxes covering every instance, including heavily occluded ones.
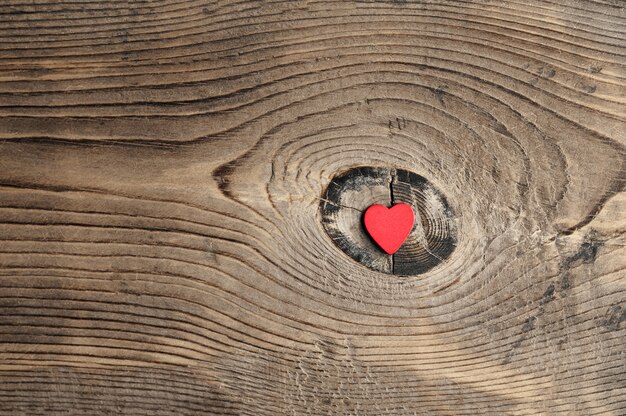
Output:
[320,167,457,275]
[0,0,625,415]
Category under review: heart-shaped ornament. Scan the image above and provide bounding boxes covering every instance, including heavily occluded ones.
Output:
[363,203,414,254]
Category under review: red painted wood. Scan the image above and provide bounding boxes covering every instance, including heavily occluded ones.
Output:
[363,204,414,255]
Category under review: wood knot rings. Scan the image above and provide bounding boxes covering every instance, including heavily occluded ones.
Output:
[320,167,457,275]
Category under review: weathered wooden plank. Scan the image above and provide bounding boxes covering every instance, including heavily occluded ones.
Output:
[0,0,624,415]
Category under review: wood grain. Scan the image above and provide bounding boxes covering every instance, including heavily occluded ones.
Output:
[0,0,625,414]
[320,167,457,275]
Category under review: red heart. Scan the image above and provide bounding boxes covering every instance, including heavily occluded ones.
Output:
[363,203,414,254]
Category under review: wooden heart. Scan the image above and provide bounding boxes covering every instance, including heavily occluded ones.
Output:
[363,203,414,254]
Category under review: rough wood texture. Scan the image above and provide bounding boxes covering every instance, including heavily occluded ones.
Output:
[321,167,395,273]
[0,0,625,415]
[320,167,457,275]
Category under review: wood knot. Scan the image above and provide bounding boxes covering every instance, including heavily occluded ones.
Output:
[320,167,457,275]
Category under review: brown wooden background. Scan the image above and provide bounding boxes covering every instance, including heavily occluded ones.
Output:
[0,1,624,414]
